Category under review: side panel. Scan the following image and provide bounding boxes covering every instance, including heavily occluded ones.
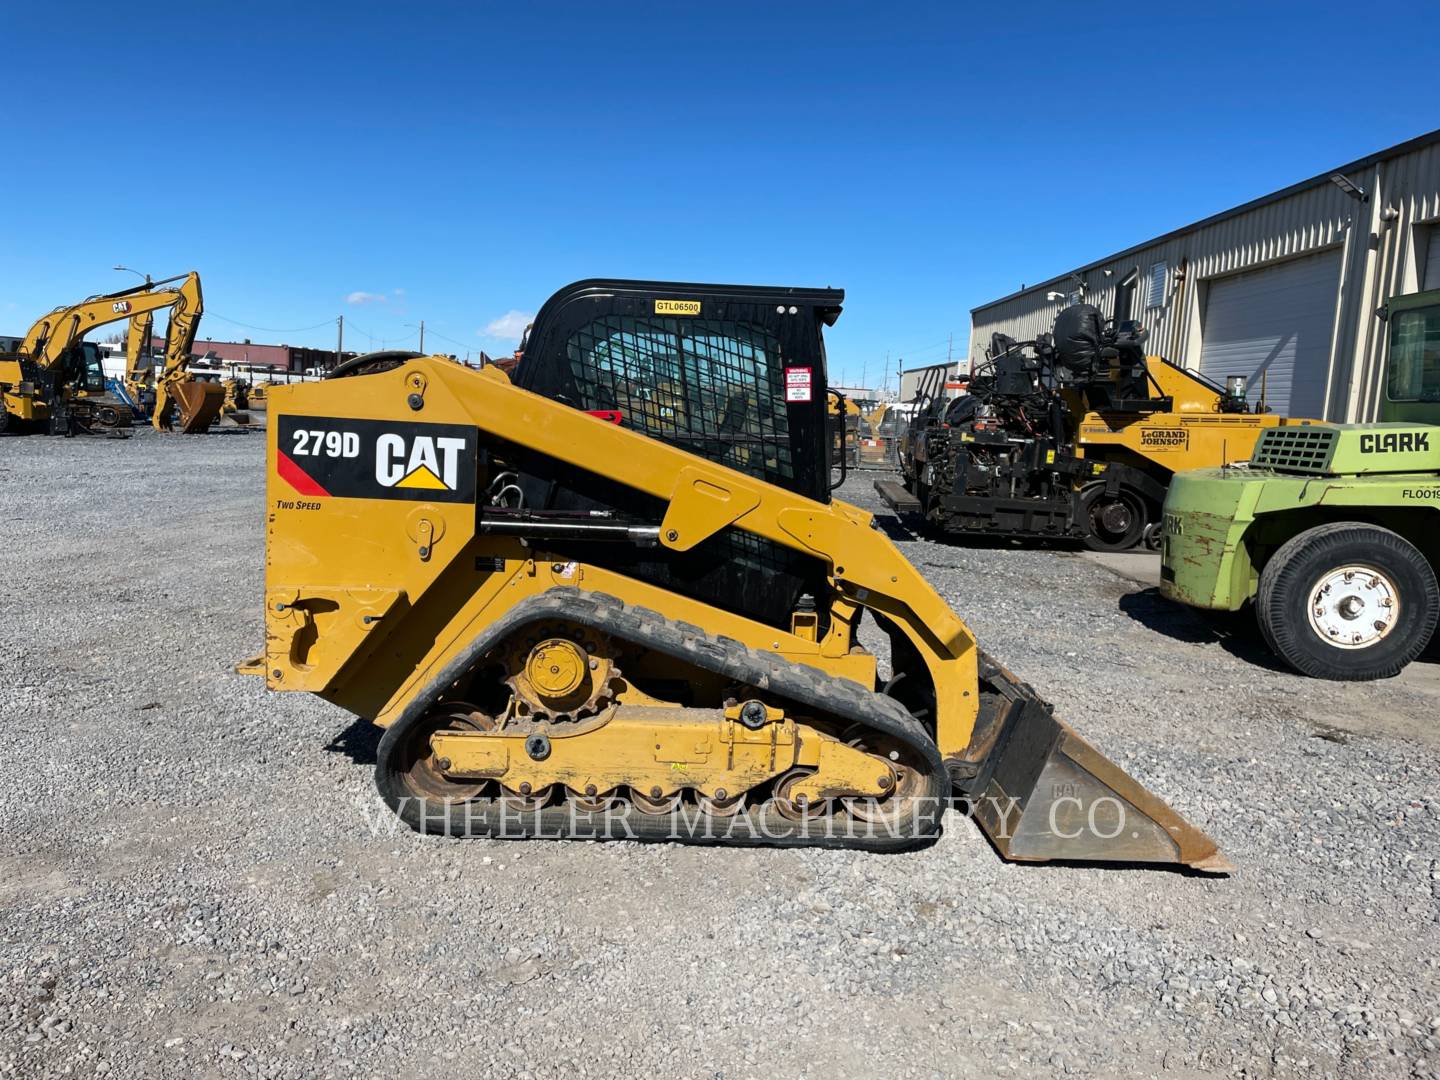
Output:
[1077,412,1295,478]
[1160,470,1268,609]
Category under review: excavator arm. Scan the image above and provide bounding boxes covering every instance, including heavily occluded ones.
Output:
[125,310,156,395]
[146,273,221,432]
[22,273,201,370]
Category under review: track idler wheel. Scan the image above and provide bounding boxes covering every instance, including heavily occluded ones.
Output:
[839,728,922,826]
[396,706,494,802]
[630,788,682,815]
[695,789,746,818]
[499,783,554,812]
[773,769,832,822]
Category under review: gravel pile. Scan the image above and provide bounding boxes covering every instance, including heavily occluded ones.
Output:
[0,437,1435,1079]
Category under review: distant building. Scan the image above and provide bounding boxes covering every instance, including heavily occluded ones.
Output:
[155,336,355,373]
[969,128,1440,422]
[831,384,892,402]
[899,362,964,404]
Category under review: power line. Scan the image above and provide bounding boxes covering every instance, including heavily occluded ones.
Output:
[206,312,338,334]
[419,326,473,351]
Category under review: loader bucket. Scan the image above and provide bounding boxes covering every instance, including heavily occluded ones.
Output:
[172,382,225,433]
[962,655,1232,873]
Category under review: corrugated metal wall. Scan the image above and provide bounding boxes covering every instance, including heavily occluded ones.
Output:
[968,137,1440,421]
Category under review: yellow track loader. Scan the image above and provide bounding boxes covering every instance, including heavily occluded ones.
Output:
[246,279,1229,869]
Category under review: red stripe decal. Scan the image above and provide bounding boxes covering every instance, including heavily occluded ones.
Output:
[276,450,331,497]
[586,409,623,425]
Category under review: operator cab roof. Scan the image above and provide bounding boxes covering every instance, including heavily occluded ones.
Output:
[530,278,845,332]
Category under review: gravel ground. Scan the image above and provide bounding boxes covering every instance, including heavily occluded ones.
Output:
[1,432,1437,1079]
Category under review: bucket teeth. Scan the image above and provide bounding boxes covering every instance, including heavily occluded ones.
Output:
[962,653,1232,873]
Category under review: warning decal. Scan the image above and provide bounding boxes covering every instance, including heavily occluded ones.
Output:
[785,366,813,403]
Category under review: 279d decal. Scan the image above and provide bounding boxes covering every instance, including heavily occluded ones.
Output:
[275,416,477,503]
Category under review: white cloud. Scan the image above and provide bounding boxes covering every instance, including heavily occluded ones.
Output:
[346,291,387,306]
[393,288,406,297]
[481,310,533,340]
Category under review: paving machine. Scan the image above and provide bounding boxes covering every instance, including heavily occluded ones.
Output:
[879,303,1318,550]
[1162,289,1440,680]
[244,279,1229,869]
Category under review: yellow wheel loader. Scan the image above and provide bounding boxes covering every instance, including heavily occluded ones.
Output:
[245,279,1229,869]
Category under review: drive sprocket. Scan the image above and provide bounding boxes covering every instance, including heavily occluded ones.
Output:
[502,624,621,722]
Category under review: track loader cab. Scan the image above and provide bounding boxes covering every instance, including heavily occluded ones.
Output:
[508,280,843,627]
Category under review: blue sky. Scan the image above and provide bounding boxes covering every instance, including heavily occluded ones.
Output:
[4,1,1438,388]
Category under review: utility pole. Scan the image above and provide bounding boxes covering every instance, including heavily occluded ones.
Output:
[336,315,344,369]
[419,320,425,353]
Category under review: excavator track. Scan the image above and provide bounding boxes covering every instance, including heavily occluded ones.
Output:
[375,588,952,852]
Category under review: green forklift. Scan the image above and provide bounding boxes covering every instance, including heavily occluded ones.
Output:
[1160,290,1440,680]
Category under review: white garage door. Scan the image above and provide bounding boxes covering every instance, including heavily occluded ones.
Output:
[1199,249,1342,418]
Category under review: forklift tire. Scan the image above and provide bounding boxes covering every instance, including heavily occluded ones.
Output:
[1257,522,1438,681]
[0,407,10,436]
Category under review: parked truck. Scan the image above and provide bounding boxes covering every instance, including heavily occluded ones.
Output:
[1160,289,1440,680]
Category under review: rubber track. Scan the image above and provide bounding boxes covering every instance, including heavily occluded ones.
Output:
[375,587,951,852]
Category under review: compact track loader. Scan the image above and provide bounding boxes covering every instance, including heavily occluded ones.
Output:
[246,279,1229,869]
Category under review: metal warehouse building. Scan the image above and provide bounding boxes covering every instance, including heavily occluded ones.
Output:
[969,129,1440,422]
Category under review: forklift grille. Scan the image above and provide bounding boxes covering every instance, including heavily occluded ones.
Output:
[1250,426,1338,474]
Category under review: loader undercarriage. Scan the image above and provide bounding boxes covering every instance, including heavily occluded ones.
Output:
[374,589,950,851]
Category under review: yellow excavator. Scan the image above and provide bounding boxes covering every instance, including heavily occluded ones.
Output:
[244,279,1229,870]
[0,272,222,435]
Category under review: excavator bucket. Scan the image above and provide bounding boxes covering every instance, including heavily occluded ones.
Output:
[172,382,225,433]
[963,655,1232,872]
